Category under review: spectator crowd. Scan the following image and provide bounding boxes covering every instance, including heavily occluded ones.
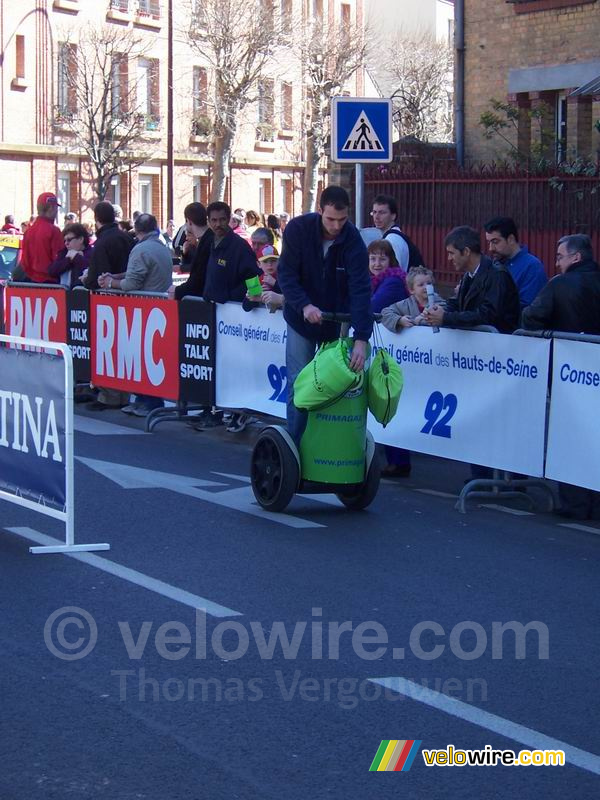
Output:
[4,185,600,519]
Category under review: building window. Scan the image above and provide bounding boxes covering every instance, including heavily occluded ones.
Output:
[281,0,292,33]
[258,79,275,123]
[107,175,121,207]
[137,57,160,128]
[281,178,293,214]
[57,43,77,115]
[57,172,71,225]
[193,175,210,204]
[259,178,273,214]
[307,0,323,21]
[15,35,25,79]
[280,82,293,130]
[193,66,208,115]
[138,175,153,212]
[556,93,567,163]
[110,0,129,11]
[137,0,160,17]
[111,54,128,117]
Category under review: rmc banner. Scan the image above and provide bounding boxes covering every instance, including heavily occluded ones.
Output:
[0,346,66,508]
[545,338,600,491]
[368,326,551,476]
[90,293,179,400]
[5,283,68,343]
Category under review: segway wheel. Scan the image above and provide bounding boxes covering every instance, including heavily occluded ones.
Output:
[336,458,381,511]
[251,429,299,512]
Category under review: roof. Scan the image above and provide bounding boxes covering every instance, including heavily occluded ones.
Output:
[570,75,600,96]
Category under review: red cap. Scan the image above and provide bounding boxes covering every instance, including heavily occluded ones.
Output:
[258,244,279,261]
[37,192,61,207]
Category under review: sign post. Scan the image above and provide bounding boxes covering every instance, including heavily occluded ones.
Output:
[331,97,393,227]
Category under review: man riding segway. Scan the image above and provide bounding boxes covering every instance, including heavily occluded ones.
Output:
[250,186,379,513]
[277,185,373,444]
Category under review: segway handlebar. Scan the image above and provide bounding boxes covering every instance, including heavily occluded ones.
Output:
[320,312,382,323]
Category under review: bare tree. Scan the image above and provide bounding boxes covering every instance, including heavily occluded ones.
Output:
[299,15,368,212]
[185,0,281,201]
[385,31,453,143]
[54,26,155,201]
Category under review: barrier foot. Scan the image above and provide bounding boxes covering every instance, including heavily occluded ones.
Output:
[30,543,110,554]
[456,472,554,514]
[145,402,206,433]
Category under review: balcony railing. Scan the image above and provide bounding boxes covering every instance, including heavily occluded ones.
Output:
[255,122,275,142]
[109,0,129,11]
[191,113,212,137]
[137,0,160,17]
[136,112,161,131]
[53,106,76,126]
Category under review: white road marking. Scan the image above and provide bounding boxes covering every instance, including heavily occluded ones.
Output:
[74,416,145,436]
[369,676,600,776]
[6,527,242,617]
[558,523,600,535]
[480,504,534,516]
[78,458,325,529]
[212,472,345,507]
[77,457,227,489]
[209,485,326,528]
[414,489,457,499]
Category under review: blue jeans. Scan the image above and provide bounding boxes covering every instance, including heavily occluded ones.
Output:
[285,325,317,445]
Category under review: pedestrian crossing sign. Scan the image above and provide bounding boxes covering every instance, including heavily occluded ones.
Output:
[331,97,393,163]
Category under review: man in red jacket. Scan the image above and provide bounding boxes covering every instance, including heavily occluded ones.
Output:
[20,192,64,283]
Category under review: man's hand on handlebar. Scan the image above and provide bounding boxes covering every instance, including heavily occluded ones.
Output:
[349,339,367,372]
[303,304,322,324]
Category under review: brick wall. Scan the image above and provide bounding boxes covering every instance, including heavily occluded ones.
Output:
[464,0,600,162]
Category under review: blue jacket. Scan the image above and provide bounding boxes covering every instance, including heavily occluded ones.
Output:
[278,213,373,343]
[203,229,260,303]
[371,275,408,313]
[500,246,547,308]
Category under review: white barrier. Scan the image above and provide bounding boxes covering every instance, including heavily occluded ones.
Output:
[0,334,109,554]
[369,326,550,476]
[216,304,287,418]
[545,338,600,491]
[214,306,551,476]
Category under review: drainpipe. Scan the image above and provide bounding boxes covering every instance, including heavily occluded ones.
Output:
[166,0,174,220]
[455,0,465,167]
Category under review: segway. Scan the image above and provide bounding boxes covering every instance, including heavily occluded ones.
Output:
[250,314,380,513]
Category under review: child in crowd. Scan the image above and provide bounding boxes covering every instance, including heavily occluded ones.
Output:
[381,266,444,332]
[378,266,444,477]
[243,245,284,312]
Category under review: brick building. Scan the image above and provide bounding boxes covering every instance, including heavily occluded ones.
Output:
[0,0,369,227]
[463,0,600,163]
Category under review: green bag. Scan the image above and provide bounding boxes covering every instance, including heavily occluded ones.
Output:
[293,337,363,411]
[368,347,403,426]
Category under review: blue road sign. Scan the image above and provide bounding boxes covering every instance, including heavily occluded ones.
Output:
[331,97,393,164]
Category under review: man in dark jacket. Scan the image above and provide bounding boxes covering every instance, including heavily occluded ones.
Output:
[191,201,260,432]
[203,201,260,303]
[84,201,133,410]
[278,185,373,443]
[84,201,133,290]
[424,226,520,334]
[522,234,600,334]
[523,234,600,520]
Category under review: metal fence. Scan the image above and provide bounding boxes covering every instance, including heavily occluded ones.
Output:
[362,162,600,285]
